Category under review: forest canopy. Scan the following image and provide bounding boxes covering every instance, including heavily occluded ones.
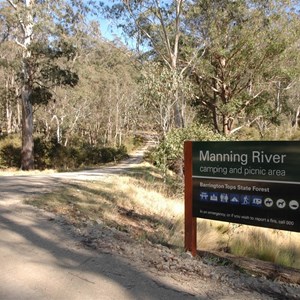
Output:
[0,0,299,170]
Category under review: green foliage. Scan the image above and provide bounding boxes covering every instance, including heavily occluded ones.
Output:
[185,0,298,135]
[30,41,77,61]
[0,0,299,170]
[149,124,226,173]
[140,62,195,134]
[40,66,79,87]
[35,141,128,170]
[34,137,52,169]
[0,135,128,170]
[233,127,262,141]
[29,87,53,105]
[290,130,300,141]
[0,135,21,168]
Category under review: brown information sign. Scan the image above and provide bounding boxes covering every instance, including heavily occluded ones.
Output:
[184,141,300,255]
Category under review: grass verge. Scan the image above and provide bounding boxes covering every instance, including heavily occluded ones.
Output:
[25,163,300,269]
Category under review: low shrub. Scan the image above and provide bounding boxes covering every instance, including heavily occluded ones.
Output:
[0,134,21,168]
[0,134,128,170]
[47,144,128,170]
[149,124,226,175]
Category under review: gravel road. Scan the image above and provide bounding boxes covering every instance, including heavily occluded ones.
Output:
[0,144,300,299]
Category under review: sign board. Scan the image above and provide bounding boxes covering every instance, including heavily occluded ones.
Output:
[191,141,300,232]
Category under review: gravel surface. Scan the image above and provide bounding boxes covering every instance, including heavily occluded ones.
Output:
[53,213,300,300]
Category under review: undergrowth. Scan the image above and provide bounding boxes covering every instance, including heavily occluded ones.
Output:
[0,134,128,170]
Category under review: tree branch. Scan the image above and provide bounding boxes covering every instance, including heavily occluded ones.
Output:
[154,0,173,60]
[15,39,26,49]
[122,0,171,68]
[6,0,17,10]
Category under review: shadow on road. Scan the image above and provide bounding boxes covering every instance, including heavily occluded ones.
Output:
[0,204,201,299]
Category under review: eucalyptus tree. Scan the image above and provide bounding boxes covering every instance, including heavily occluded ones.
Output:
[184,0,298,136]
[140,62,195,137]
[274,14,300,133]
[107,0,193,129]
[1,0,95,169]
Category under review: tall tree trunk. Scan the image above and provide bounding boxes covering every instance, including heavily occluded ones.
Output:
[20,0,35,170]
[7,0,35,169]
[212,107,219,133]
[21,90,34,170]
[5,79,12,134]
[173,87,183,128]
[171,56,183,129]
[16,95,21,131]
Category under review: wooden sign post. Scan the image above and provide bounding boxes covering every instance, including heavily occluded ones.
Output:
[184,141,197,256]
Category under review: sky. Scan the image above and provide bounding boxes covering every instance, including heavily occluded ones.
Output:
[99,17,122,41]
[87,0,137,48]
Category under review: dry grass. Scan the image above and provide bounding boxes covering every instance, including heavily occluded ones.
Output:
[229,227,300,268]
[26,164,185,247]
[25,163,300,268]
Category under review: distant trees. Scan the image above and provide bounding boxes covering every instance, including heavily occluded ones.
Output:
[0,40,21,135]
[40,38,140,148]
[108,0,300,137]
[140,62,194,137]
[108,0,190,129]
[0,0,300,170]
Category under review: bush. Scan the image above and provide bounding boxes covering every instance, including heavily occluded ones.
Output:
[34,137,53,169]
[46,143,128,170]
[149,124,226,174]
[0,134,129,170]
[0,135,21,168]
